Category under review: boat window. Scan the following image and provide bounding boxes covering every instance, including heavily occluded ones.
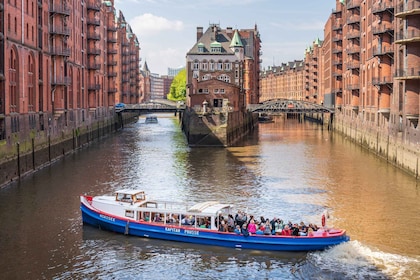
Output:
[145,202,157,208]
[116,193,132,202]
[125,210,134,218]
[133,193,146,201]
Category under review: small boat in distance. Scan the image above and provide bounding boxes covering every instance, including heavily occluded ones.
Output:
[258,113,274,123]
[80,190,349,251]
[145,115,158,123]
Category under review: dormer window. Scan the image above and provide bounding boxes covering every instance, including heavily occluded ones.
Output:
[210,41,222,53]
[198,43,205,53]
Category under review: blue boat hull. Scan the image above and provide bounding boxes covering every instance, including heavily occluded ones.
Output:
[81,203,349,251]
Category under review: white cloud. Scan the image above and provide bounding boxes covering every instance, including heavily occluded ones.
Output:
[129,13,184,36]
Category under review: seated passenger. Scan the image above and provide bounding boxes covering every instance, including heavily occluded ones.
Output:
[241,224,250,237]
[263,220,272,235]
[234,225,241,234]
[247,219,257,234]
[281,225,292,236]
[307,227,314,237]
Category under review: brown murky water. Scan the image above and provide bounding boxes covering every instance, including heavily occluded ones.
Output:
[0,114,418,279]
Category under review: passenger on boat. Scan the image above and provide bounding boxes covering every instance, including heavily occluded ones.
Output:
[291,223,300,236]
[240,224,250,237]
[219,220,228,232]
[263,220,272,235]
[247,219,257,234]
[281,225,292,236]
[307,227,314,237]
[234,225,241,234]
[299,222,308,236]
[227,214,235,232]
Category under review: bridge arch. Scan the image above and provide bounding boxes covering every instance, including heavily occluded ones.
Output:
[249,99,334,114]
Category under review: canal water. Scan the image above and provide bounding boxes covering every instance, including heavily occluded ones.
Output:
[0,114,419,279]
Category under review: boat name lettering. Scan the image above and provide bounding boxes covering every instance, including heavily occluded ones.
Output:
[184,230,199,235]
[99,214,115,222]
[165,227,181,233]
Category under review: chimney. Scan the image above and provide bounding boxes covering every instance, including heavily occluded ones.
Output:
[197,27,203,41]
[226,27,233,38]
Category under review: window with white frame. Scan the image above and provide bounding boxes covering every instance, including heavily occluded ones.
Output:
[209,61,215,71]
[202,74,211,80]
[218,61,223,70]
[193,71,199,78]
[193,61,199,70]
[214,89,219,93]
[224,62,231,71]
[201,62,208,70]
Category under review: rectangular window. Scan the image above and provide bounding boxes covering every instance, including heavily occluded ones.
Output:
[224,63,231,71]
[209,62,214,71]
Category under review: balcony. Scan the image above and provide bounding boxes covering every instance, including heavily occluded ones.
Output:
[346,46,361,54]
[372,1,394,14]
[395,1,420,18]
[395,68,420,80]
[373,46,394,57]
[347,84,360,90]
[86,1,101,11]
[87,47,101,56]
[333,36,343,42]
[347,62,360,70]
[88,84,100,91]
[108,72,117,77]
[108,61,117,66]
[50,26,70,36]
[87,18,100,26]
[87,62,101,70]
[107,36,117,43]
[108,48,117,54]
[347,15,361,25]
[347,30,361,39]
[395,29,420,44]
[333,23,343,31]
[87,32,101,41]
[49,4,70,16]
[50,47,71,57]
[108,26,117,32]
[372,76,393,86]
[347,0,361,10]
[372,24,394,36]
[108,88,117,93]
[51,76,71,86]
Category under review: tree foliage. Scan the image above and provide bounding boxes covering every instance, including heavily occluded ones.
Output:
[167,69,186,101]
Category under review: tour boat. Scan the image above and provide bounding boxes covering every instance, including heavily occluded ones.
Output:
[80,190,349,251]
[145,115,158,123]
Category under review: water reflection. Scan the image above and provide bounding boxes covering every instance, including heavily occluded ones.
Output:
[0,114,419,279]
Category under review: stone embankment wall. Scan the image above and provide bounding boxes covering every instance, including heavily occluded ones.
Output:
[334,115,420,179]
[182,109,257,147]
[0,112,138,188]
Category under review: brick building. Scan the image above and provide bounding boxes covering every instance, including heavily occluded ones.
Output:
[260,0,420,143]
[186,24,261,112]
[0,0,140,146]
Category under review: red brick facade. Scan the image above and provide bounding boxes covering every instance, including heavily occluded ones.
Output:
[0,0,140,144]
[260,0,420,143]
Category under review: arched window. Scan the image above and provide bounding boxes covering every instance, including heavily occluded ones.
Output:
[28,53,35,112]
[9,48,18,113]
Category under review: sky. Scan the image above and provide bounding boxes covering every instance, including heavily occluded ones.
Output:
[114,0,336,76]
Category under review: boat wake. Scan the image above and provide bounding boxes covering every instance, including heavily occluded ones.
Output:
[302,240,420,280]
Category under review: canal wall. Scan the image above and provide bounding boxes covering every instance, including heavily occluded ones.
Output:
[334,115,420,179]
[181,109,257,147]
[0,111,138,188]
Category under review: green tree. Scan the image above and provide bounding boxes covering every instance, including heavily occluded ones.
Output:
[167,69,186,101]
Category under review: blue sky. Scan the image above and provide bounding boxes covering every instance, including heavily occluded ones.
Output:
[114,0,335,75]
